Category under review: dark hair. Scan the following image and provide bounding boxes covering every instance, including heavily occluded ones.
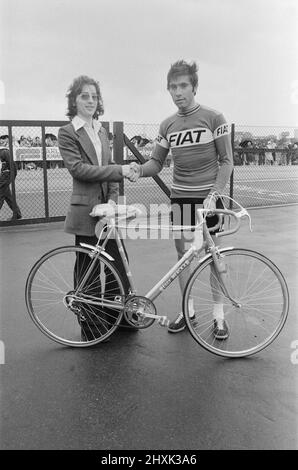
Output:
[0,148,10,163]
[45,133,57,140]
[66,75,104,120]
[167,60,198,90]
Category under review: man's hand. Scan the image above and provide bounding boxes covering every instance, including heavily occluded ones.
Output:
[122,163,141,182]
[107,199,116,208]
[121,165,133,178]
[127,162,141,182]
[203,193,217,215]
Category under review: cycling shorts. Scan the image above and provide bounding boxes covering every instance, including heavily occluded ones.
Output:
[170,197,224,232]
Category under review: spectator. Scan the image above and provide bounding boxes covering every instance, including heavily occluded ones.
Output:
[32,136,41,147]
[275,143,282,165]
[19,136,30,147]
[233,149,242,166]
[292,143,298,164]
[267,140,277,165]
[240,139,253,165]
[131,135,151,148]
[251,142,258,165]
[265,142,274,165]
[130,135,153,161]
[0,135,9,148]
[257,142,265,165]
[279,142,287,165]
[286,143,294,165]
[45,133,58,147]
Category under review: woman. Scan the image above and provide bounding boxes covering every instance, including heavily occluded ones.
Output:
[58,75,133,340]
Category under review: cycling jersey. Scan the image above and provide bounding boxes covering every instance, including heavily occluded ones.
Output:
[143,104,233,198]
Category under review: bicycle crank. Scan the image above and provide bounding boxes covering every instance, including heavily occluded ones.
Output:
[124,296,163,329]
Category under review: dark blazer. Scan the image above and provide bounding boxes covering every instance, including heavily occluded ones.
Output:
[58,121,123,236]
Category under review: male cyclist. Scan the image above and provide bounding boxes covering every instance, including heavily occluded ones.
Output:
[128,60,233,338]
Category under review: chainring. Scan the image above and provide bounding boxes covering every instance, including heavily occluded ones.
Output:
[123,295,156,329]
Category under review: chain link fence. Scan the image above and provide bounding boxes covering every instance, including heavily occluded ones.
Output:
[123,123,171,215]
[123,123,298,210]
[233,125,298,208]
[0,121,72,223]
[1,121,297,226]
[43,125,72,219]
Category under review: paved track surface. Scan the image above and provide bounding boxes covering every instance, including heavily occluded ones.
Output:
[1,166,297,221]
[0,206,297,450]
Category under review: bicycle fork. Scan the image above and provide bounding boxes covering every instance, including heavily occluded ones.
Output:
[211,248,242,308]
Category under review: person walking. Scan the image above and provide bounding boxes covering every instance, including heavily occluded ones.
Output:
[0,147,22,220]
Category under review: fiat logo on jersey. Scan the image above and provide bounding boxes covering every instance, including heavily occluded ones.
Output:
[168,128,208,147]
[215,124,229,137]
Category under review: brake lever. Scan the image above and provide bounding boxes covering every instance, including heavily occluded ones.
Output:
[235,208,253,232]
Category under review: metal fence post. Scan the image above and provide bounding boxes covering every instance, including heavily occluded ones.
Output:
[41,124,50,219]
[7,124,18,219]
[113,121,124,196]
[229,123,235,209]
[101,121,110,134]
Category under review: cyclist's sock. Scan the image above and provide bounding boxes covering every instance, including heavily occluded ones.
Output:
[212,303,224,327]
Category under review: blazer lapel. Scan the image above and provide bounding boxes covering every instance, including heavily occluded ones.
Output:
[76,128,98,166]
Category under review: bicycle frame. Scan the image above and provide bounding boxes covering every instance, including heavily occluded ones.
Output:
[77,209,240,321]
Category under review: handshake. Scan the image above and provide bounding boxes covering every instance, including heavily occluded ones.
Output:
[122,162,142,182]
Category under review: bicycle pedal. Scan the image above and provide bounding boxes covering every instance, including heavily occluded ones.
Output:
[158,316,169,327]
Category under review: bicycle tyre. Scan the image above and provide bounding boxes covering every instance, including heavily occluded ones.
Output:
[25,245,126,347]
[183,248,289,358]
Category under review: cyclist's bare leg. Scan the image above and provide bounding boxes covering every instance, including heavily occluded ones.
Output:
[175,231,226,321]
[174,231,197,317]
[209,235,226,326]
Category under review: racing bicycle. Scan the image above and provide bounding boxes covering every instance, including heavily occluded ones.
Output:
[25,200,289,357]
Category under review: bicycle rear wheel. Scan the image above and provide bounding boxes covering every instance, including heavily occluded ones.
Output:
[25,246,126,347]
[183,248,289,357]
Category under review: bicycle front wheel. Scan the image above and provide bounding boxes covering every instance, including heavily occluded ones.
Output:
[183,248,289,357]
[25,246,126,347]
